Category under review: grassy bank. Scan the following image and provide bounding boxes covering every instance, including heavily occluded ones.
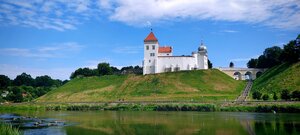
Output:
[252,62,300,95]
[0,122,21,135]
[1,102,300,113]
[37,69,245,102]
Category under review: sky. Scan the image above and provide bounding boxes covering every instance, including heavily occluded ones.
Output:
[0,0,299,80]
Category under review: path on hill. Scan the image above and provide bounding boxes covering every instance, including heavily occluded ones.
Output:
[236,81,253,102]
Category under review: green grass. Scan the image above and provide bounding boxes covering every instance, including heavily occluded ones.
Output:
[37,69,245,102]
[0,122,21,135]
[2,102,300,113]
[252,62,300,94]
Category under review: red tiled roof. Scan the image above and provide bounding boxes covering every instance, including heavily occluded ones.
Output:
[144,32,158,42]
[159,46,172,53]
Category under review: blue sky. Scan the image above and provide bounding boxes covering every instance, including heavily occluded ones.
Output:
[0,0,299,80]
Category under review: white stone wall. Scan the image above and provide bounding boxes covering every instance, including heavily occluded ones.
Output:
[156,56,197,73]
[143,41,159,75]
[158,52,172,56]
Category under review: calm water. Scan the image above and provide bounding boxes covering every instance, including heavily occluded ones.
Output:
[1,111,299,135]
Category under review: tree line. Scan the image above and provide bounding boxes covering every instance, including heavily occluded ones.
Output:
[70,63,143,79]
[0,73,67,103]
[247,34,300,68]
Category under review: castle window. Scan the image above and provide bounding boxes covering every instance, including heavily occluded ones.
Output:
[150,53,155,57]
[149,60,151,63]
[146,45,149,50]
[152,45,155,50]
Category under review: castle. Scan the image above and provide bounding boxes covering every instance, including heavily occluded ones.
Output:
[143,31,208,75]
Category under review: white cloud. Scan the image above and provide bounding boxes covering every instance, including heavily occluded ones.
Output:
[0,42,84,58]
[0,0,299,30]
[107,0,300,29]
[222,30,238,33]
[0,0,99,31]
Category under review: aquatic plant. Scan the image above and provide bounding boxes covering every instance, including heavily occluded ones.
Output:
[0,122,21,135]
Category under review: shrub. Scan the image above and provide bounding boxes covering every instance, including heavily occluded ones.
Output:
[273,93,278,100]
[292,90,300,101]
[252,91,262,100]
[281,89,291,101]
[262,94,269,101]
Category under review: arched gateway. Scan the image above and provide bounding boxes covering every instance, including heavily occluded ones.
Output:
[218,67,266,80]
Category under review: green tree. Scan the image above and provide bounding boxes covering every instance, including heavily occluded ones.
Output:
[208,59,213,69]
[252,91,262,100]
[13,73,35,86]
[247,58,258,68]
[262,94,269,101]
[291,90,300,101]
[229,62,234,68]
[0,75,11,88]
[273,93,278,100]
[281,40,300,63]
[97,63,113,76]
[70,67,98,79]
[263,46,283,68]
[35,75,54,87]
[6,86,24,102]
[281,89,291,101]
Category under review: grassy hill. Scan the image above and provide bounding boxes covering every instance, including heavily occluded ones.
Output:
[37,69,245,102]
[252,61,300,94]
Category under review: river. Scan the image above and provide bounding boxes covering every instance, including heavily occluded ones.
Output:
[1,111,299,135]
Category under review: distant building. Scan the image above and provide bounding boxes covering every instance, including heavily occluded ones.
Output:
[143,31,208,75]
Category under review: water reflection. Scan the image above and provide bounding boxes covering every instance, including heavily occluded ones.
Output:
[1,111,299,135]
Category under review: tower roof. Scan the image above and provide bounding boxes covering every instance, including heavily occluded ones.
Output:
[144,32,158,42]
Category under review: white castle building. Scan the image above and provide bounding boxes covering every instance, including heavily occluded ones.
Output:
[143,31,208,75]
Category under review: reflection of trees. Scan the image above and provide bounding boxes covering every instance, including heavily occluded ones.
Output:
[253,120,299,135]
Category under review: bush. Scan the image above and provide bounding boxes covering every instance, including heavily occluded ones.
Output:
[273,93,278,100]
[292,90,300,101]
[252,91,262,100]
[281,89,291,101]
[262,94,269,101]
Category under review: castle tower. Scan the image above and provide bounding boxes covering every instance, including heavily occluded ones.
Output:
[197,42,208,69]
[143,31,159,75]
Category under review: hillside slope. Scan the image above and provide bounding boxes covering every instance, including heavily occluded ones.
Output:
[37,69,245,102]
[252,62,300,94]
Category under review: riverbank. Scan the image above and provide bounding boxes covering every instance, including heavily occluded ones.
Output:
[1,101,300,113]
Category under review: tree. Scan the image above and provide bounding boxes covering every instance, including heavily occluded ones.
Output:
[252,91,262,100]
[247,58,258,68]
[262,94,269,101]
[263,46,283,68]
[281,89,291,101]
[0,75,11,88]
[13,73,35,86]
[273,93,278,100]
[70,67,97,79]
[281,40,300,63]
[208,59,213,69]
[97,63,113,76]
[6,86,24,102]
[229,62,234,68]
[256,55,268,68]
[35,75,54,87]
[292,90,300,101]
